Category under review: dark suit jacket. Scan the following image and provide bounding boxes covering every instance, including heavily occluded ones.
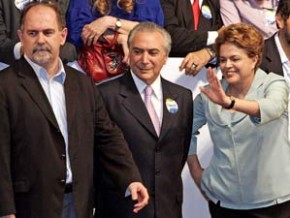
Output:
[160,0,223,57]
[0,58,141,218]
[95,73,193,218]
[260,34,284,76]
[0,0,77,64]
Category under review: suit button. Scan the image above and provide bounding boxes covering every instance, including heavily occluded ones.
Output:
[155,170,160,175]
[60,154,66,160]
[156,147,160,152]
[60,179,66,185]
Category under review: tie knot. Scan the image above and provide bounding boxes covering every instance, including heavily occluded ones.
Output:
[145,86,153,96]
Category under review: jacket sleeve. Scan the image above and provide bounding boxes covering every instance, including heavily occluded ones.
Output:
[0,82,16,216]
[93,86,142,193]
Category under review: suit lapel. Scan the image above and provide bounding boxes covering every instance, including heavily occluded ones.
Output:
[63,66,77,132]
[159,79,179,140]
[120,73,158,137]
[183,0,194,29]
[17,59,59,130]
[264,36,283,76]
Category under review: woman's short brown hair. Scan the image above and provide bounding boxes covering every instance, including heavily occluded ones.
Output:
[215,23,264,69]
[93,0,134,15]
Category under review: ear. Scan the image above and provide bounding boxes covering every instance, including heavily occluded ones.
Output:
[276,13,285,29]
[60,28,68,46]
[252,55,259,69]
[17,29,23,42]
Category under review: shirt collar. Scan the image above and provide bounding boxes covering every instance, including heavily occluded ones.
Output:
[24,54,66,84]
[274,32,289,65]
[130,71,162,100]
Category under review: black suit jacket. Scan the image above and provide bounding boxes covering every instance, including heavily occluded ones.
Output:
[0,0,77,64]
[260,34,284,76]
[0,58,141,218]
[161,0,223,57]
[95,73,193,218]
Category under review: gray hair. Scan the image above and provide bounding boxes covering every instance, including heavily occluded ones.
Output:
[127,22,172,55]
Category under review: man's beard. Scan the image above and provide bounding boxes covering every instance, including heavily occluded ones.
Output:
[32,45,52,65]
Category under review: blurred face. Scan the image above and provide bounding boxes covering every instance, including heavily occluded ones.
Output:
[219,42,258,85]
[17,5,67,70]
[129,31,168,84]
[276,13,290,45]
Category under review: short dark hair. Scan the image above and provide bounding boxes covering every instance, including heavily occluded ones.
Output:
[277,0,290,21]
[19,1,66,31]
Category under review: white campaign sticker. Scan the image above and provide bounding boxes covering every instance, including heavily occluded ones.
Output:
[201,5,212,19]
[166,98,179,113]
[15,0,32,10]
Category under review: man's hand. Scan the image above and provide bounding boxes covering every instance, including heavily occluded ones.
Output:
[179,48,212,76]
[128,182,149,213]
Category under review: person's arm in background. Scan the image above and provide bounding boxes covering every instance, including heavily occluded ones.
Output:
[0,1,20,65]
[220,0,241,26]
[161,0,222,56]
[186,92,208,198]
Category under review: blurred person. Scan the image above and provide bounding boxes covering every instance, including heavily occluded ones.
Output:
[66,0,164,64]
[0,2,149,218]
[261,0,290,76]
[188,23,290,217]
[161,0,223,74]
[0,0,77,65]
[220,0,278,39]
[95,22,193,218]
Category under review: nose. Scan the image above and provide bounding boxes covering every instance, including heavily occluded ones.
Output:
[37,32,46,44]
[224,59,232,68]
[141,52,149,63]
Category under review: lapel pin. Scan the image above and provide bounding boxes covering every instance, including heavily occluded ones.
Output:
[166,98,178,114]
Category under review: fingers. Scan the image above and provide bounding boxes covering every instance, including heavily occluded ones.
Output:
[179,53,200,76]
[179,50,211,76]
[81,24,101,46]
[129,182,149,214]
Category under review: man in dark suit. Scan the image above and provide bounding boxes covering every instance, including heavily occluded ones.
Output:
[0,2,149,218]
[260,0,290,76]
[161,0,223,75]
[0,0,76,65]
[95,22,193,218]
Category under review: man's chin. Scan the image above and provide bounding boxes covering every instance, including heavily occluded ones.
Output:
[32,55,51,66]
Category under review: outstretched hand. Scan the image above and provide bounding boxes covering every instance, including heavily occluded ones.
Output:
[199,67,228,106]
[128,182,149,213]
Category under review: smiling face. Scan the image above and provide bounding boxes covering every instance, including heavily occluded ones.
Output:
[17,5,67,70]
[129,31,168,85]
[219,42,258,86]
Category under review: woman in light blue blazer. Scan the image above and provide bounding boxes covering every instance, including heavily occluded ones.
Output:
[187,23,290,217]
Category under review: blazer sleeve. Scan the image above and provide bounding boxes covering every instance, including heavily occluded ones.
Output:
[0,1,18,65]
[0,81,16,216]
[220,0,241,26]
[93,86,142,192]
[256,73,289,124]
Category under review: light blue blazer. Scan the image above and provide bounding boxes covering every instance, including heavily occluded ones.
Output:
[189,69,290,209]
